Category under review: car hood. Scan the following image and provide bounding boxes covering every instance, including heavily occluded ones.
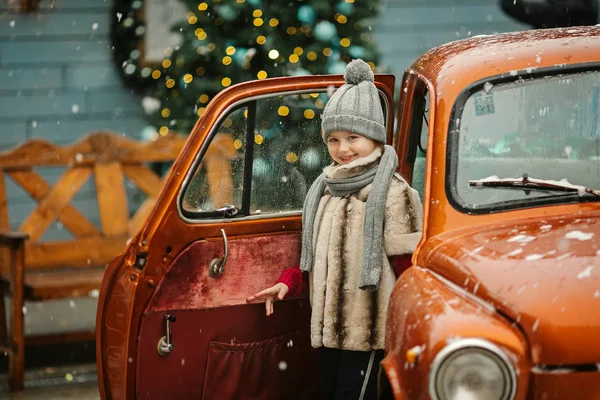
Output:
[427,212,600,365]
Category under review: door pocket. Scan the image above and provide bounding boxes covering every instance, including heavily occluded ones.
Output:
[201,330,310,400]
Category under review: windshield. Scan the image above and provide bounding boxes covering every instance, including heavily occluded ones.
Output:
[451,68,600,211]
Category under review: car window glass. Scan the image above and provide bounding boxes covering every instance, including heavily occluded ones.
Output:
[182,106,247,212]
[453,70,600,208]
[412,90,429,202]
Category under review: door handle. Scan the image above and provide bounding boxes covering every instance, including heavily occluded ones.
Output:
[209,229,228,278]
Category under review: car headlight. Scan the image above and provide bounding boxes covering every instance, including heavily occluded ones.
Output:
[429,338,516,400]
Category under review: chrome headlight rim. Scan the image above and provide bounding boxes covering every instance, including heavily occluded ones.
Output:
[428,338,517,400]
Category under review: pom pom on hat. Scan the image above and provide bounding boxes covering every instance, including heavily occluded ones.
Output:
[344,59,374,85]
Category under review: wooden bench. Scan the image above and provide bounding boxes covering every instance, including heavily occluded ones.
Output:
[0,131,186,391]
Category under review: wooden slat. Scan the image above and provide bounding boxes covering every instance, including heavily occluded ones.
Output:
[128,198,155,237]
[8,170,100,239]
[0,173,11,273]
[25,268,105,300]
[26,330,96,346]
[0,131,187,169]
[94,162,129,236]
[19,167,92,242]
[122,164,163,197]
[25,237,129,270]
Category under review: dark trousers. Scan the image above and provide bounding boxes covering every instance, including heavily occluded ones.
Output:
[318,347,387,400]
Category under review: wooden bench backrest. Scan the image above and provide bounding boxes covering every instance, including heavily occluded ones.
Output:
[0,131,187,273]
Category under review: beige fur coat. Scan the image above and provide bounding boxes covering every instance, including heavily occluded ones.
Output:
[309,149,423,351]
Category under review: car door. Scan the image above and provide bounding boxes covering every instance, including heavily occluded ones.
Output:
[96,74,396,400]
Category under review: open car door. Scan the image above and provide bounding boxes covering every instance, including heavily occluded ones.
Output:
[96,74,396,400]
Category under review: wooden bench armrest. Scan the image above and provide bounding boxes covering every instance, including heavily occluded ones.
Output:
[0,230,28,247]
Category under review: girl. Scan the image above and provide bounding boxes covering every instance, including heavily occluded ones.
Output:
[247,59,423,400]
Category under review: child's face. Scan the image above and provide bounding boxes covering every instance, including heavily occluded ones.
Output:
[326,131,378,165]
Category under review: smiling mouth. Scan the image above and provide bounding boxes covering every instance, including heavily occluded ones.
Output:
[339,155,356,163]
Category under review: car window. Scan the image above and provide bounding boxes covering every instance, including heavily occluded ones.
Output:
[412,90,429,202]
[181,91,332,218]
[181,88,390,219]
[451,69,600,210]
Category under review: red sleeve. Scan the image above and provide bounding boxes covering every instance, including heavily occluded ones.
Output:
[390,254,412,278]
[276,266,308,297]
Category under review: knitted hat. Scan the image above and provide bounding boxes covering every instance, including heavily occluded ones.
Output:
[321,59,386,144]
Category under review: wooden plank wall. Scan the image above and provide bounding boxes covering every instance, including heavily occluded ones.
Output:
[372,0,529,78]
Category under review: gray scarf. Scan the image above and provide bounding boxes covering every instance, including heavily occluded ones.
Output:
[299,145,399,291]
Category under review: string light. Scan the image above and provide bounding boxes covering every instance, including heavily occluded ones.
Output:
[226,46,236,55]
[269,18,279,27]
[287,27,297,35]
[304,109,315,119]
[234,139,243,149]
[255,134,264,145]
[196,67,205,75]
[340,38,351,47]
[256,35,267,44]
[188,15,198,24]
[323,48,332,56]
[183,74,193,83]
[294,47,303,55]
[166,78,175,88]
[289,54,299,63]
[307,51,317,61]
[257,70,267,79]
[286,152,298,163]
[268,50,279,59]
[197,107,206,116]
[162,59,172,68]
[336,15,347,24]
[161,108,171,118]
[254,18,263,27]
[278,106,289,116]
[198,2,208,10]
[159,126,169,135]
[221,77,232,87]
[197,31,207,40]
[222,56,232,65]
[152,70,161,79]
[199,94,209,103]
[253,9,262,17]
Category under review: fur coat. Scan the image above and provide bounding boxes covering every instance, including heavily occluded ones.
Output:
[309,149,423,351]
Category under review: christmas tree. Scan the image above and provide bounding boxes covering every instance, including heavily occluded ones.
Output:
[112,0,384,136]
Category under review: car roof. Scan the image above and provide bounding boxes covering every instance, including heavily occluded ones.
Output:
[410,26,600,87]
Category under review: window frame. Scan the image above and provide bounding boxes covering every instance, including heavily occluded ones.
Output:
[445,62,600,215]
[177,88,392,224]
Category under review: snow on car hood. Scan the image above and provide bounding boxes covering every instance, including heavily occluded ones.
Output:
[427,212,600,365]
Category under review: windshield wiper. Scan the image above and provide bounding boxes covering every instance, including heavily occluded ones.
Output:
[469,174,600,197]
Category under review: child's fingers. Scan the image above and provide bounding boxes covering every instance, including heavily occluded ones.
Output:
[265,299,273,316]
[246,287,275,303]
[277,285,289,300]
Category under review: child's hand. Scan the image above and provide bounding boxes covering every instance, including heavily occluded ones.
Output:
[246,283,289,316]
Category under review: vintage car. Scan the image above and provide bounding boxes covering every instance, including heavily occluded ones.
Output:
[96,26,600,399]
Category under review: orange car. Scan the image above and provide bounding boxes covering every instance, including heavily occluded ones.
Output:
[96,26,600,399]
